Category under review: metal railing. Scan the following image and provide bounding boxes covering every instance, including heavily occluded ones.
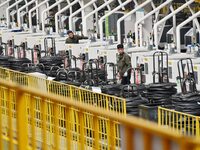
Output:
[158,107,200,138]
[0,67,126,114]
[0,80,200,150]
[0,66,126,149]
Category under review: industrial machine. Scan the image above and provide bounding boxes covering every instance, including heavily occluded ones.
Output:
[0,0,199,92]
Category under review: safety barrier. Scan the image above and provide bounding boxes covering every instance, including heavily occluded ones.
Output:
[0,80,200,150]
[158,107,200,138]
[0,67,126,114]
[0,66,126,149]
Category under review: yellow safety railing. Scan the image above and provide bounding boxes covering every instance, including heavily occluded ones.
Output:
[0,80,200,150]
[158,107,200,138]
[0,67,126,114]
[0,66,126,149]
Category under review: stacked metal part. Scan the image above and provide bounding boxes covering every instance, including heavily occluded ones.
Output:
[54,55,106,87]
[101,84,122,96]
[145,52,177,104]
[99,63,120,95]
[122,84,148,116]
[139,52,177,122]
[54,56,83,87]
[39,56,64,76]
[81,59,106,87]
[9,57,31,72]
[0,41,33,72]
[172,58,200,115]
[101,82,148,116]
[0,41,43,73]
[1,40,31,72]
[172,93,200,115]
[146,83,177,104]
[114,67,148,116]
[38,37,64,76]
[0,56,13,68]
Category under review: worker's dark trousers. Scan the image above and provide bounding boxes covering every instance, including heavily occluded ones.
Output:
[121,74,131,85]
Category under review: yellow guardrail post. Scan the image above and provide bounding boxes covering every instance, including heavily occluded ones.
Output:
[54,103,60,150]
[179,138,197,150]
[158,107,161,126]
[79,111,85,150]
[172,110,175,130]
[123,100,127,115]
[78,89,82,102]
[124,126,133,150]
[7,89,14,150]
[184,115,186,135]
[69,86,73,99]
[176,113,179,133]
[109,120,115,150]
[196,117,200,138]
[106,96,109,111]
[162,139,170,150]
[94,116,99,149]
[143,132,152,150]
[7,70,11,81]
[46,80,50,93]
[66,107,71,150]
[41,99,47,150]
[0,88,2,149]
[16,91,28,150]
[30,95,36,150]
[47,101,53,148]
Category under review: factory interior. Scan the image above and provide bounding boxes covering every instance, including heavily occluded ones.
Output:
[0,0,200,149]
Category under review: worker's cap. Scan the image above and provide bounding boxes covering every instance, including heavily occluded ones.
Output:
[67,30,73,35]
[117,44,124,49]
